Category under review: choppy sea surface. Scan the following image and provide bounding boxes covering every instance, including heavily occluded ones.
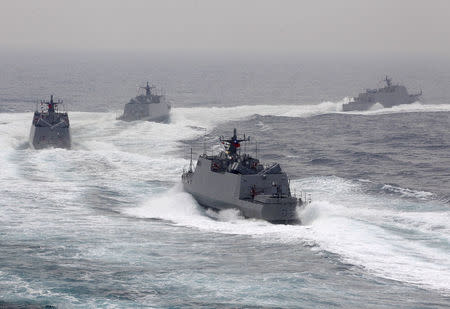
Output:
[0,51,449,308]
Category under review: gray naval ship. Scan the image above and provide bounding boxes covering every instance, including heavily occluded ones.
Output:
[118,82,171,122]
[342,76,422,111]
[29,95,71,149]
[182,129,308,223]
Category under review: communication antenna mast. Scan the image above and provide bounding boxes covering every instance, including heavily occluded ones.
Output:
[203,128,207,155]
[189,147,193,172]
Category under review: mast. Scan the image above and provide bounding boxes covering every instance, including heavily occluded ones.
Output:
[385,76,392,87]
[220,128,250,156]
[40,94,62,113]
[139,82,152,96]
[146,82,151,96]
[49,95,55,113]
[203,128,207,155]
[189,147,193,172]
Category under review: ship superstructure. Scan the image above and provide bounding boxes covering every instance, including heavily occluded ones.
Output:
[182,129,308,223]
[29,95,71,149]
[118,82,171,122]
[343,76,422,111]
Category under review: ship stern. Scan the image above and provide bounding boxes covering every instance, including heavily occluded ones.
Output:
[254,195,300,224]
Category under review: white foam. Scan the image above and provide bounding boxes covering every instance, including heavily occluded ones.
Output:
[300,199,450,292]
[2,106,450,295]
[124,176,450,294]
[293,177,450,293]
[382,184,434,199]
[124,185,305,239]
[171,100,347,129]
[0,113,30,179]
[124,185,204,222]
[342,102,450,115]
[369,102,384,111]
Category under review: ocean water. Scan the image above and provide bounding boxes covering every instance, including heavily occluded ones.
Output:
[0,51,449,308]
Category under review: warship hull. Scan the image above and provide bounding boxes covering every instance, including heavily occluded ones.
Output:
[119,99,170,122]
[185,190,299,223]
[343,94,420,111]
[183,157,300,223]
[29,125,71,149]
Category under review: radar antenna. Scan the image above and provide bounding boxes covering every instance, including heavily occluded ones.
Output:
[189,147,193,172]
[40,94,63,113]
[139,82,152,96]
[384,75,392,87]
[220,128,250,156]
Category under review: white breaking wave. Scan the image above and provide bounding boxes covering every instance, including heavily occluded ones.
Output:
[297,198,450,293]
[382,184,434,199]
[341,101,450,115]
[293,177,450,293]
[0,102,355,185]
[125,177,450,294]
[2,100,449,159]
[1,105,450,295]
[368,102,384,111]
[171,100,344,128]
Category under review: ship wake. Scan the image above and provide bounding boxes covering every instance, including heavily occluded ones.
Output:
[123,176,450,295]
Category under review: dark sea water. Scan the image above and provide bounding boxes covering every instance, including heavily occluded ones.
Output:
[0,51,449,308]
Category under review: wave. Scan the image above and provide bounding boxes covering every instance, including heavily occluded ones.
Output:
[123,177,450,294]
[1,107,449,295]
[2,100,449,150]
[341,101,450,115]
[294,177,450,293]
[170,100,344,128]
[171,100,450,123]
[0,101,353,185]
[382,184,434,200]
[299,200,450,293]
